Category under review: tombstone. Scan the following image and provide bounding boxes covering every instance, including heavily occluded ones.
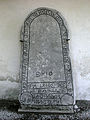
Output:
[19,7,74,113]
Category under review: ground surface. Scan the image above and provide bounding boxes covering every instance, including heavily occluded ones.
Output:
[0,100,90,120]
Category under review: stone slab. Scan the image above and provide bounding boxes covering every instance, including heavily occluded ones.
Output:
[19,7,74,113]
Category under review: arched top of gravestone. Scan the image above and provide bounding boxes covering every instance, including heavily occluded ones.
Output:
[21,7,70,44]
[25,8,67,24]
[24,7,69,34]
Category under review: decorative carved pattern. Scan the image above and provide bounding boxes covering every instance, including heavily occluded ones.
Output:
[19,8,74,111]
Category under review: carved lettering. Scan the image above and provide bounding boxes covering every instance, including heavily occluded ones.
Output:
[19,8,74,113]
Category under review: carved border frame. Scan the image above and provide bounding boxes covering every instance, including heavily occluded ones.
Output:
[19,7,74,106]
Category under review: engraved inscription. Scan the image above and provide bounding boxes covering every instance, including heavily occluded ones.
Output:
[28,15,65,83]
[19,8,74,113]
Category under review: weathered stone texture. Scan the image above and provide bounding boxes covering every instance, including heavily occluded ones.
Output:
[19,8,74,113]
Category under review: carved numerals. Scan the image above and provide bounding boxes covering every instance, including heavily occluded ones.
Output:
[19,8,74,107]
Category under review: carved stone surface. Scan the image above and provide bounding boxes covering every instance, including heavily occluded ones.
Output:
[19,7,74,113]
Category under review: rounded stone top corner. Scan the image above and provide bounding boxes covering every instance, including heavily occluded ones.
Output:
[23,7,68,28]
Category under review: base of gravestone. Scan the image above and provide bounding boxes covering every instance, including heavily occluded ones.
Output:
[18,105,74,113]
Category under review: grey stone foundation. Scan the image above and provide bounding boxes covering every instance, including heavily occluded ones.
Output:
[0,100,90,120]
